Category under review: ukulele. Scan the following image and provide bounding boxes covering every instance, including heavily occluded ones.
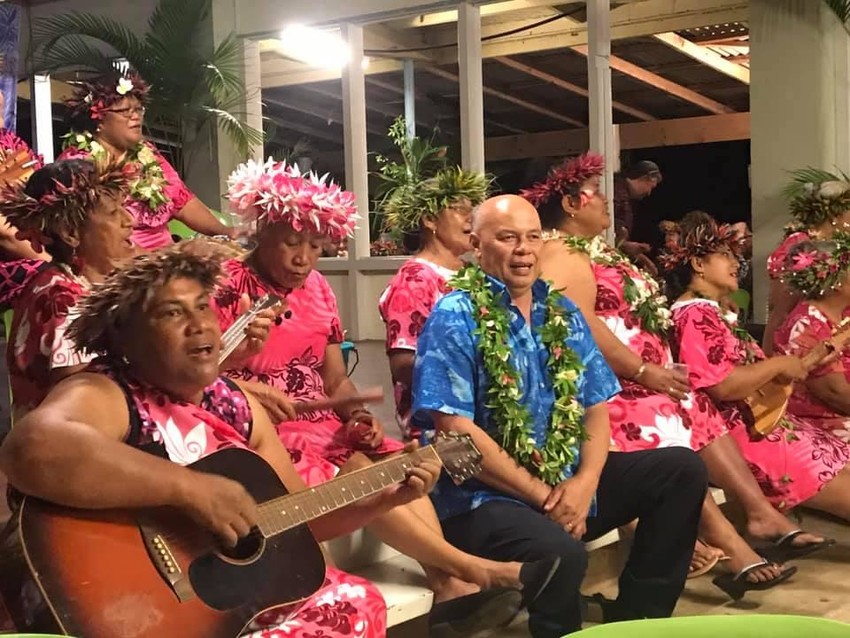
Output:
[0,433,482,637]
[746,317,850,435]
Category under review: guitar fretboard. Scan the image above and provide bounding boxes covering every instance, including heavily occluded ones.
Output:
[256,445,440,537]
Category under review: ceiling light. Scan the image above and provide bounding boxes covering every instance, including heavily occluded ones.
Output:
[279,25,351,69]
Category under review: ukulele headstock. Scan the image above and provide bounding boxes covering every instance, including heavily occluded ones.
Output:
[433,432,483,485]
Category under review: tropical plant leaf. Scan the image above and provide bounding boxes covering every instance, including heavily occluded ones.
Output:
[823,0,850,23]
[200,106,264,155]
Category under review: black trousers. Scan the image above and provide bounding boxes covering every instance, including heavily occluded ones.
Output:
[441,448,707,637]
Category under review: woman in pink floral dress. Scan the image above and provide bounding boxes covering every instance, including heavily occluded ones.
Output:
[58,72,235,250]
[773,236,850,441]
[215,159,535,634]
[763,169,850,354]
[666,219,850,529]
[2,158,136,420]
[1,243,396,637]
[530,154,825,598]
[376,126,490,440]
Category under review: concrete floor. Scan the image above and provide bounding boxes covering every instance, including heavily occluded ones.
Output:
[2,341,850,634]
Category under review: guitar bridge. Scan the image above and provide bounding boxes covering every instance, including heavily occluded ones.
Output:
[139,523,194,603]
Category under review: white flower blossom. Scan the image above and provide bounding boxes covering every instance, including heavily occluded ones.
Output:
[116,77,134,96]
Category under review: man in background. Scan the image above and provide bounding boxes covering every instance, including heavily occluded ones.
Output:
[614,161,662,272]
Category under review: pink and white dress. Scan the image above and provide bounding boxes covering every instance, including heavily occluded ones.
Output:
[215,259,404,487]
[378,257,454,439]
[585,245,728,453]
[773,301,850,441]
[672,298,850,510]
[98,364,387,638]
[8,265,94,420]
[58,142,194,250]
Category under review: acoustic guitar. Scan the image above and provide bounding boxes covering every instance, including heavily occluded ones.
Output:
[746,317,850,435]
[0,433,482,637]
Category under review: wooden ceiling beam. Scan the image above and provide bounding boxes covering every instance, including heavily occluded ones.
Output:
[571,45,734,115]
[264,96,385,138]
[423,63,584,127]
[485,112,750,161]
[494,56,655,121]
[652,32,749,84]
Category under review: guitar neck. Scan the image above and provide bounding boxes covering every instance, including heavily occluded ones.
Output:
[256,445,441,537]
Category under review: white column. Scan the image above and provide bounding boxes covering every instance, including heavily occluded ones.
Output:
[341,23,371,340]
[586,0,615,244]
[458,2,485,172]
[750,0,850,323]
[403,58,416,139]
[242,39,264,162]
[31,75,54,163]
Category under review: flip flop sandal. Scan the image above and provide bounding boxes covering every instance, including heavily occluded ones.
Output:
[758,529,836,564]
[712,559,797,601]
[688,548,730,579]
[429,587,523,636]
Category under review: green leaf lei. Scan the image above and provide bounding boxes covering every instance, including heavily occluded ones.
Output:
[62,131,170,211]
[450,264,587,485]
[561,234,672,336]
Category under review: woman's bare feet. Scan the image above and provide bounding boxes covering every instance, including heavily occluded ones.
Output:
[689,540,727,576]
[708,532,785,584]
[746,510,825,547]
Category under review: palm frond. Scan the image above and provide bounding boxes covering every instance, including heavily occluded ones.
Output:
[199,106,264,154]
[32,13,145,72]
[824,0,850,23]
[33,35,122,75]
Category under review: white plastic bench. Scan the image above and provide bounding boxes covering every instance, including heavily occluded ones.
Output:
[325,487,728,629]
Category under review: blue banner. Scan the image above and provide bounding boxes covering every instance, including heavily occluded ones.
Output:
[0,4,20,131]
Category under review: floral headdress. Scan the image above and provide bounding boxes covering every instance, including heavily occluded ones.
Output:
[783,167,850,228]
[227,158,358,242]
[0,157,135,251]
[69,240,226,357]
[65,71,150,123]
[658,220,680,235]
[0,129,43,173]
[781,233,850,299]
[658,219,739,273]
[375,118,491,234]
[520,152,605,208]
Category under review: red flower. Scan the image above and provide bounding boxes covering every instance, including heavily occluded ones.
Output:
[479,306,489,316]
[500,373,513,385]
[552,345,563,359]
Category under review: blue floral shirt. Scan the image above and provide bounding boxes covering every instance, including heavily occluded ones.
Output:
[412,275,621,520]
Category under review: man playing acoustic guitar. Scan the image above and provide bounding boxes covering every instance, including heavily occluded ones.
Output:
[0,241,443,638]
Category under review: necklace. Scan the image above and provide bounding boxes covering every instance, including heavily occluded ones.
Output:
[450,264,587,484]
[62,131,170,212]
[556,233,672,336]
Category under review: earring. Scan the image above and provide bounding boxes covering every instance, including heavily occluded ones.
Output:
[698,272,705,278]
[70,247,84,274]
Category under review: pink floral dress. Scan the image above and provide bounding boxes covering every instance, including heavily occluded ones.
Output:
[98,364,387,638]
[672,299,850,510]
[378,257,454,439]
[7,266,94,420]
[773,301,850,441]
[215,259,403,487]
[58,142,193,250]
[581,242,728,452]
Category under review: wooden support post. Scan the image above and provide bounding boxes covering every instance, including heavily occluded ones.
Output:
[457,2,485,172]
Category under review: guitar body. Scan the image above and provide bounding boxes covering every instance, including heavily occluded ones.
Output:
[745,380,792,436]
[1,448,326,638]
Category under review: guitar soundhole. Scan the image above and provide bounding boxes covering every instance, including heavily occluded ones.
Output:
[217,528,265,564]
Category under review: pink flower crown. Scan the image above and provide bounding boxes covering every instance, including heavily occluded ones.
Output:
[520,152,605,207]
[66,71,150,123]
[227,159,358,242]
[782,234,850,299]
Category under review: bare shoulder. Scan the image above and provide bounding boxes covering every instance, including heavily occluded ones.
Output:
[28,371,130,440]
[540,238,591,265]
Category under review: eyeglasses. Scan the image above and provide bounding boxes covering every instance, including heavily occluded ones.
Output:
[104,106,146,119]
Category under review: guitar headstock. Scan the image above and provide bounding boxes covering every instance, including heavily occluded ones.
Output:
[255,293,284,313]
[433,432,483,485]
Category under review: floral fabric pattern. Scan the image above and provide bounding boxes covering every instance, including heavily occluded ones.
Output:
[215,259,403,485]
[0,259,48,309]
[378,258,454,438]
[58,141,193,250]
[672,298,850,510]
[97,364,388,638]
[8,266,93,419]
[589,258,728,452]
[412,276,620,520]
[773,301,850,441]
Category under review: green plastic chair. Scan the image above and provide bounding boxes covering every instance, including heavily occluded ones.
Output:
[168,209,230,242]
[572,615,850,637]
